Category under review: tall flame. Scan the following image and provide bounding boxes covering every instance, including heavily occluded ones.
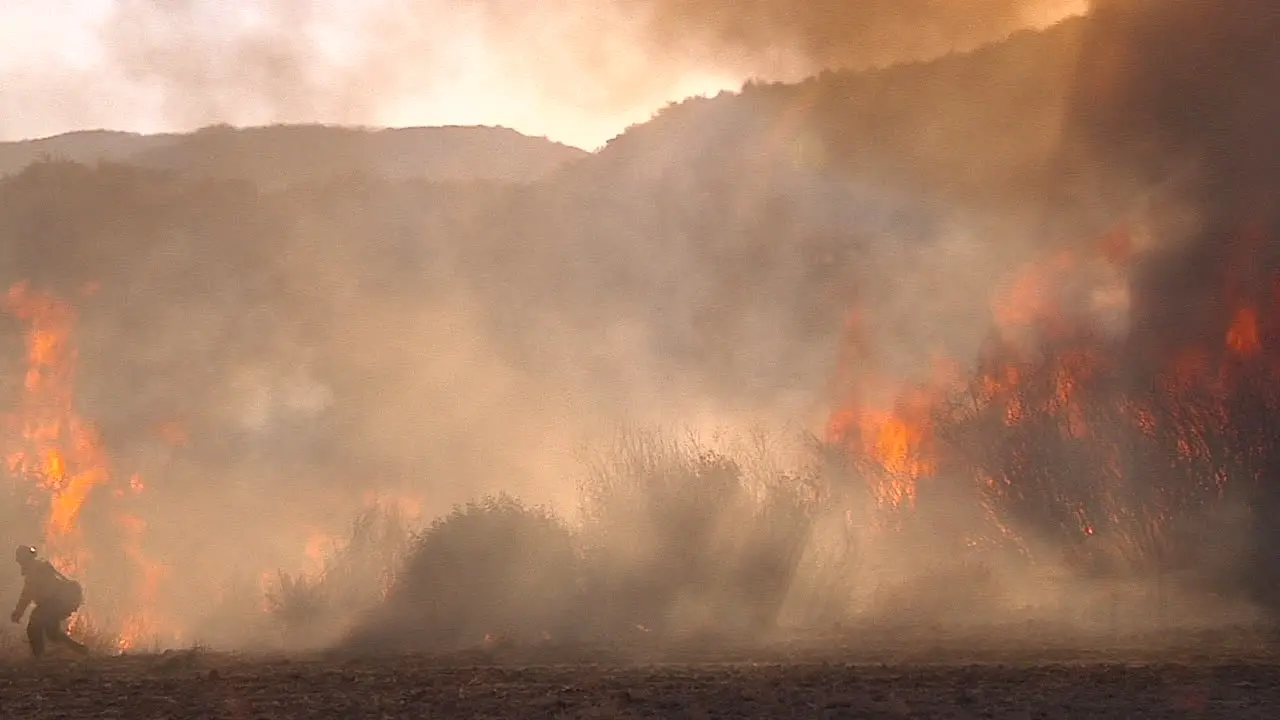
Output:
[2,282,162,648]
[3,282,110,575]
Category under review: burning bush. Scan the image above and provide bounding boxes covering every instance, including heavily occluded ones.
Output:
[814,218,1280,625]
[936,328,1280,595]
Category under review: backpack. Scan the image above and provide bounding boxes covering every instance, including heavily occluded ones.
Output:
[47,563,84,607]
[61,577,84,607]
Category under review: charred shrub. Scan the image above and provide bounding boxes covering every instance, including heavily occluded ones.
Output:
[348,494,579,651]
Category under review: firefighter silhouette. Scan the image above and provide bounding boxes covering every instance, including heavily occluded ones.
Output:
[10,545,89,657]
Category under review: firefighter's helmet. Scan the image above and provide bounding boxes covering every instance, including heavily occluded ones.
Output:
[14,545,37,566]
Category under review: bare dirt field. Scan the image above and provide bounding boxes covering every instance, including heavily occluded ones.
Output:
[3,627,1280,719]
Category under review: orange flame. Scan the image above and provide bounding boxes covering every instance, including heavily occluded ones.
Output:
[825,346,942,511]
[2,282,164,648]
[822,215,1280,566]
[3,282,110,574]
[1226,306,1260,356]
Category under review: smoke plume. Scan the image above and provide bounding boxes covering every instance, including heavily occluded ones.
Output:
[1064,0,1280,357]
[625,0,1087,72]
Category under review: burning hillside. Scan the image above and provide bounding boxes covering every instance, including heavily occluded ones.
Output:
[821,0,1280,611]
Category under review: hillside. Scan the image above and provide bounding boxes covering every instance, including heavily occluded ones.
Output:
[0,124,587,187]
[5,0,1280,653]
[5,1,1278,640]
[0,130,178,176]
[0,13,1140,602]
[452,17,1092,405]
[0,16,1100,465]
[585,17,1085,213]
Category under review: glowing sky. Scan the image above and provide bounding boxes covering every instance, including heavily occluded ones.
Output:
[0,0,1087,151]
[0,0,743,150]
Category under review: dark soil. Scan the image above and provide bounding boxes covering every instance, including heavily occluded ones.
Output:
[3,641,1280,719]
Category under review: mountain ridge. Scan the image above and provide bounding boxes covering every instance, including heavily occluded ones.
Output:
[0,124,589,187]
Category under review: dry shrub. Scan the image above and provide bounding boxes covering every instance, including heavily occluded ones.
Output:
[263,570,327,643]
[70,615,132,654]
[341,428,821,652]
[575,428,817,640]
[346,494,578,651]
[260,503,412,649]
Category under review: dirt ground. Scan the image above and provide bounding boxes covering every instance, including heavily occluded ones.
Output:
[3,627,1280,718]
[3,654,1280,719]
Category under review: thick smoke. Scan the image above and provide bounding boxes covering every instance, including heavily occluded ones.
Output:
[93,0,721,143]
[1023,0,1280,611]
[103,0,385,126]
[7,0,1279,657]
[626,0,1087,72]
[112,0,1087,120]
[1066,0,1280,344]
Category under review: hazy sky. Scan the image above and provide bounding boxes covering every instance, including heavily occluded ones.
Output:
[0,0,1087,151]
[0,0,742,149]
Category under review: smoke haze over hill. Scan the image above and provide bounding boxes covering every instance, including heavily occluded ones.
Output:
[3,0,1087,148]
